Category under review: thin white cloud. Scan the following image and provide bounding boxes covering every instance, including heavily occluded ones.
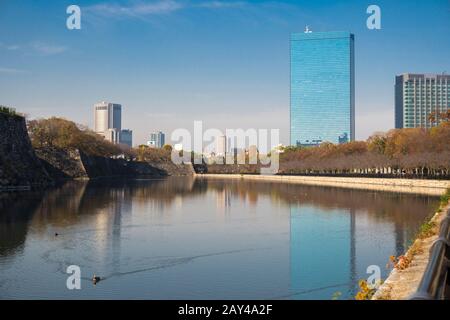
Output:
[31,42,67,56]
[0,43,20,51]
[85,0,247,18]
[1,42,66,57]
[6,45,20,50]
[0,67,27,74]
[86,0,184,17]
[196,1,246,9]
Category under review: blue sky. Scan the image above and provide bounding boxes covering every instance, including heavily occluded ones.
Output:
[0,0,449,145]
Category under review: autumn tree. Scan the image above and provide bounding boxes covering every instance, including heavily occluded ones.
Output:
[28,117,122,157]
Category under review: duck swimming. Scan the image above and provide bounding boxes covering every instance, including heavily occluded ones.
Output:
[92,275,101,285]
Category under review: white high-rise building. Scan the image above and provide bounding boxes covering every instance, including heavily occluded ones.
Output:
[105,128,121,145]
[216,135,227,156]
[94,101,132,146]
[94,102,121,134]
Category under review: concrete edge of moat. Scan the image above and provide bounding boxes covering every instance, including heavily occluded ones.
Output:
[197,174,450,196]
[371,201,450,300]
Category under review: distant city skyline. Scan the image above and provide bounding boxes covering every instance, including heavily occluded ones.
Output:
[147,130,166,148]
[0,0,449,145]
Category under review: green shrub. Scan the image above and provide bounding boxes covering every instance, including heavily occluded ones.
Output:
[0,105,17,116]
[440,188,450,206]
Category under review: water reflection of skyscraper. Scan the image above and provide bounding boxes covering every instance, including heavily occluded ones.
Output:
[288,203,409,299]
[216,188,232,217]
[92,188,132,266]
[289,205,353,299]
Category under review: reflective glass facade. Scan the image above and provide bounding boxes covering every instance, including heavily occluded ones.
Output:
[290,31,355,146]
[290,206,353,298]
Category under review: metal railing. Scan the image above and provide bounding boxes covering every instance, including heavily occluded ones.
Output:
[410,208,450,300]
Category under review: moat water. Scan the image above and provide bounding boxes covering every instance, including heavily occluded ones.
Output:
[0,177,440,299]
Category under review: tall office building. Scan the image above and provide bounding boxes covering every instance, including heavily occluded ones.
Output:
[94,101,132,146]
[395,73,450,129]
[120,129,133,148]
[147,131,165,148]
[290,31,355,146]
[105,128,121,145]
[94,102,122,134]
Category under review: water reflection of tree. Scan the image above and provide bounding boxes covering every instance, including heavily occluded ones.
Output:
[0,192,44,256]
[45,178,438,233]
[0,177,439,261]
[201,179,439,228]
[0,178,204,259]
[26,177,209,226]
[29,181,88,230]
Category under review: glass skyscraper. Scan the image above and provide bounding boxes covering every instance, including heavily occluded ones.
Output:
[290,31,355,146]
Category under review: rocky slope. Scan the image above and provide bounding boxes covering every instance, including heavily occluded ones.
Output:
[0,112,192,190]
[0,112,52,189]
[35,147,167,180]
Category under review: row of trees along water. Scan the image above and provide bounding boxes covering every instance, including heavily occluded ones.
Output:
[24,111,450,179]
[279,111,450,178]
